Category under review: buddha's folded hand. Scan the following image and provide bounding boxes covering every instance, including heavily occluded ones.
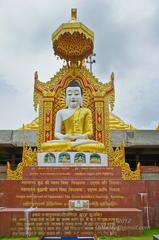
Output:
[69,134,87,140]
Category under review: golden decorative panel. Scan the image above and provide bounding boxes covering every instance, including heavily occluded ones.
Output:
[7,145,37,180]
[109,144,140,180]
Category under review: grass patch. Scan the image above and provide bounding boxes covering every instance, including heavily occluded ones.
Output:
[99,227,159,240]
[0,237,38,240]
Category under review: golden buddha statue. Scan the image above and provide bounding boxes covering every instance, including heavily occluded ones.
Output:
[41,80,105,153]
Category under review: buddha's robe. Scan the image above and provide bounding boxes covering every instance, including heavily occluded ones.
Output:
[63,107,93,138]
[40,108,105,153]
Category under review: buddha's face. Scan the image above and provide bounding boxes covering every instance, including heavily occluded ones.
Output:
[66,86,83,109]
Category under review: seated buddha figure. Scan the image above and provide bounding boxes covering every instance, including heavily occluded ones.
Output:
[41,80,105,153]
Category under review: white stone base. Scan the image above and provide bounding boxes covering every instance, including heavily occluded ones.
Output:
[37,151,108,166]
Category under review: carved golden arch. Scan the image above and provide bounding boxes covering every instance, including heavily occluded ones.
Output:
[34,66,115,152]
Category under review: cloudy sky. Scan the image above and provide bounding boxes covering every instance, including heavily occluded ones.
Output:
[0,0,159,129]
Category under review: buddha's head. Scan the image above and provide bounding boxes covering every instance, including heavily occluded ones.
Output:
[66,80,83,109]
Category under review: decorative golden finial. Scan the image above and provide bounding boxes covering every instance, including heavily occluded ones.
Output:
[111,72,114,81]
[7,161,10,170]
[34,71,38,81]
[71,8,77,22]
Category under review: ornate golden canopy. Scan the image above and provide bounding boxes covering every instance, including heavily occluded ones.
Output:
[52,9,94,66]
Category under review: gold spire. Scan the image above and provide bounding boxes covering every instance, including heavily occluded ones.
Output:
[71,8,77,21]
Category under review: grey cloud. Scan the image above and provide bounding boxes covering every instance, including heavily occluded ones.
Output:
[0,77,19,96]
[0,77,37,129]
